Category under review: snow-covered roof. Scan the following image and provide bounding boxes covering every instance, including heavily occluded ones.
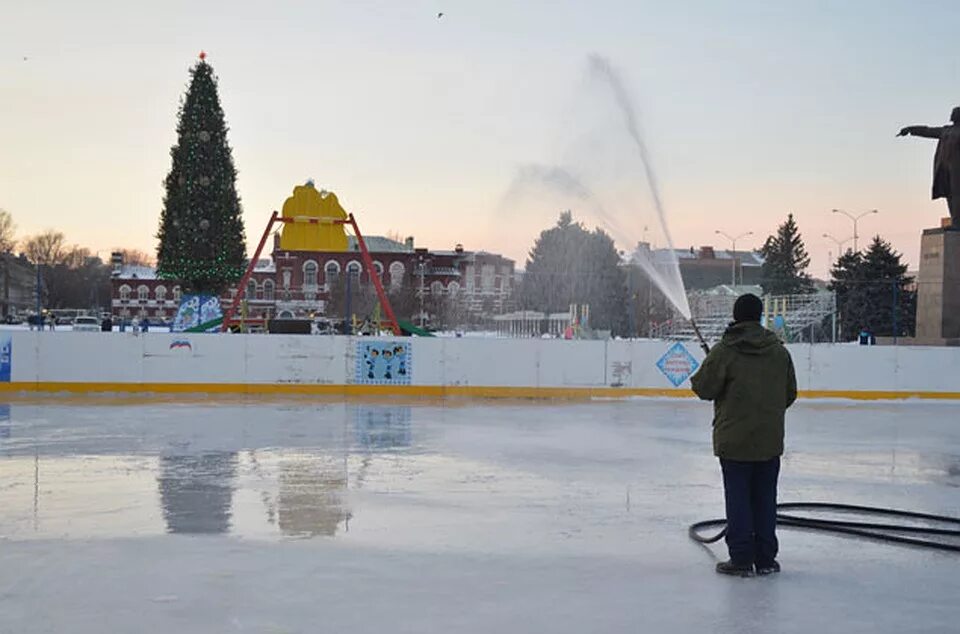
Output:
[655,248,764,266]
[347,236,411,253]
[116,265,157,280]
[253,258,275,273]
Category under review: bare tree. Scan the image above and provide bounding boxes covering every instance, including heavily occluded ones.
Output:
[63,246,92,269]
[0,209,16,253]
[384,230,405,245]
[22,230,67,266]
[118,248,154,267]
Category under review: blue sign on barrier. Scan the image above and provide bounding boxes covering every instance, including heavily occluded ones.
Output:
[0,335,11,382]
[656,342,699,387]
[355,341,412,385]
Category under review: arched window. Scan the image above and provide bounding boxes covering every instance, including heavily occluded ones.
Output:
[155,285,167,302]
[303,260,319,287]
[173,286,182,303]
[247,279,258,300]
[447,281,461,296]
[138,285,149,301]
[346,261,362,281]
[325,261,340,285]
[263,279,275,302]
[119,285,131,301]
[388,261,405,289]
[373,261,384,281]
[430,281,444,296]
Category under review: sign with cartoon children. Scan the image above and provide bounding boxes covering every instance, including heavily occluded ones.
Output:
[172,295,223,333]
[355,341,412,385]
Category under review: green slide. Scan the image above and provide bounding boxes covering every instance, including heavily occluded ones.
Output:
[398,320,434,337]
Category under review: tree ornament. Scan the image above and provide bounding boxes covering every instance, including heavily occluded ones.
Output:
[200,219,210,231]
[199,131,210,142]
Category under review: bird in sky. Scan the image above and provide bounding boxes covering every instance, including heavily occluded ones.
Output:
[437,12,444,19]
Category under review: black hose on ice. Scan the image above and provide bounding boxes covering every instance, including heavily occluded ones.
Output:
[689,502,960,553]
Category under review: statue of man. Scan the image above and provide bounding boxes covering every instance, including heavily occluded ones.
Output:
[898,107,960,228]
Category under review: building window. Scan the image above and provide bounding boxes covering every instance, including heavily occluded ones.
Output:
[155,285,167,302]
[173,286,182,303]
[324,260,340,286]
[247,279,258,300]
[303,260,319,287]
[373,261,384,281]
[448,281,461,296]
[346,261,361,282]
[138,285,149,302]
[282,269,292,289]
[263,279,275,302]
[389,261,405,289]
[430,281,444,296]
[119,285,131,301]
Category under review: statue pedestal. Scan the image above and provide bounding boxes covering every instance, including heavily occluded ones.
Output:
[915,225,960,344]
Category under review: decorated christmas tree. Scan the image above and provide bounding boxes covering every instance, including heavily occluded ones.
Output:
[156,53,246,296]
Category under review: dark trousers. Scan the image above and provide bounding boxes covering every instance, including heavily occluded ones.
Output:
[720,457,780,566]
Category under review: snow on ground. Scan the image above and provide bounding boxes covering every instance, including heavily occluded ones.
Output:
[1,398,959,633]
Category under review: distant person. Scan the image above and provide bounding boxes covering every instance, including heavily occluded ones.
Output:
[858,327,876,346]
[140,319,149,333]
[47,314,55,331]
[691,293,797,577]
[101,316,113,332]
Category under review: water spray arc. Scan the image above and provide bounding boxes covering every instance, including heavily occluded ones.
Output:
[503,54,693,325]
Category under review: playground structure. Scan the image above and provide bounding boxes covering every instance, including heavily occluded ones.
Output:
[221,184,402,335]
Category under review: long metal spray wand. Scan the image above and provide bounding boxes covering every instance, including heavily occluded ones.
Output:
[690,317,710,355]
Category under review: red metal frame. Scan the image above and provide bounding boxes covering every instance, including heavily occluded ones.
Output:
[221,210,402,335]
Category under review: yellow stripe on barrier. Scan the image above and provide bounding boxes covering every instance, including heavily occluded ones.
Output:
[0,382,958,401]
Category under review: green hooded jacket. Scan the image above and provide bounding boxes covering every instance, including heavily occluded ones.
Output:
[690,321,797,461]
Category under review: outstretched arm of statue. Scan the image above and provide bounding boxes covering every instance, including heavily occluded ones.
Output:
[897,125,944,139]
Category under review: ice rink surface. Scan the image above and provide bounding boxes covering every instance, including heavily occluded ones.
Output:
[1,397,959,633]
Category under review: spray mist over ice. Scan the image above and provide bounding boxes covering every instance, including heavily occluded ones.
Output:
[504,54,691,319]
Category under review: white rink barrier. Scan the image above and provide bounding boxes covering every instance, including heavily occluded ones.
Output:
[0,331,957,400]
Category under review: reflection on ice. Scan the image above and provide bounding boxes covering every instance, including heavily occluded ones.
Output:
[276,454,350,537]
[158,453,238,535]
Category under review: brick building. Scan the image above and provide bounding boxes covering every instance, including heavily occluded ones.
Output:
[110,236,515,324]
[635,243,764,290]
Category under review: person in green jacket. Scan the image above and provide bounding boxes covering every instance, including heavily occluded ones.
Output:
[691,293,797,577]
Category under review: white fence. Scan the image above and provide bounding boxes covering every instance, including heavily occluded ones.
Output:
[0,331,957,399]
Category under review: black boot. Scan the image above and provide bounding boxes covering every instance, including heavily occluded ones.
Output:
[716,560,755,577]
[755,561,781,576]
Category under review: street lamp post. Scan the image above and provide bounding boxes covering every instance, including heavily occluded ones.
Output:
[831,209,878,253]
[822,233,854,263]
[714,230,754,286]
[417,256,428,328]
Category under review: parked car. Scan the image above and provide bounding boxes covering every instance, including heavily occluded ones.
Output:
[3,314,21,325]
[72,316,101,332]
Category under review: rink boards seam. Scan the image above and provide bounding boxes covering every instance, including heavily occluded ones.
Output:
[0,382,959,400]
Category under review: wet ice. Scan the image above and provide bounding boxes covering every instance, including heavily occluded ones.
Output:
[1,398,959,633]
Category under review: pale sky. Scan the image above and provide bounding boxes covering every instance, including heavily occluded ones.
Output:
[2,0,958,278]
